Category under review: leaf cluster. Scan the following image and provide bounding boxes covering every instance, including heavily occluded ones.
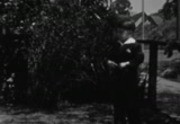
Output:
[0,0,131,106]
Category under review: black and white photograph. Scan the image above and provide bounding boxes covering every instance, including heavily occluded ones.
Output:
[0,0,180,124]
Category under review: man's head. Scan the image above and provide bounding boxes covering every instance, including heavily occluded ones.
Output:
[121,20,136,32]
[119,19,136,42]
[112,16,135,42]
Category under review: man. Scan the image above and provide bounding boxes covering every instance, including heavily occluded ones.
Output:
[107,18,144,124]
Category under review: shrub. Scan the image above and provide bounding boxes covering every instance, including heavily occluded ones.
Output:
[0,0,132,108]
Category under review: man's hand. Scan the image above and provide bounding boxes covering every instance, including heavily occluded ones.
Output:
[119,62,130,68]
[107,60,118,68]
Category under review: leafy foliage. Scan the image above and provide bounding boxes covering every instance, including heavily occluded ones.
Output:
[161,0,177,20]
[0,0,131,108]
[160,0,180,57]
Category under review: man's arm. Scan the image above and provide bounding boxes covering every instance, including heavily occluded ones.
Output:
[107,60,118,68]
[119,43,144,69]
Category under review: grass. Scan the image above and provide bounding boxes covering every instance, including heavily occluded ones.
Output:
[157,93,180,116]
[0,102,180,124]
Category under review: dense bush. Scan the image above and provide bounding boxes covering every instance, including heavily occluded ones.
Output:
[0,0,131,108]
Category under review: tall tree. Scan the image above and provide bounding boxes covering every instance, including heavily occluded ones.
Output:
[110,0,131,15]
[161,0,177,20]
[161,0,180,57]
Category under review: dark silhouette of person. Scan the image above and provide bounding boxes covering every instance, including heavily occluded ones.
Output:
[107,17,144,124]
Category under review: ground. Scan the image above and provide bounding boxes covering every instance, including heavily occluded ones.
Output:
[0,77,180,124]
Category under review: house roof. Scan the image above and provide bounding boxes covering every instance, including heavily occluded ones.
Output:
[132,12,147,22]
[132,12,158,27]
[150,15,163,26]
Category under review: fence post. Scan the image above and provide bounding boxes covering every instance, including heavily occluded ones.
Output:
[177,0,180,40]
[148,42,158,109]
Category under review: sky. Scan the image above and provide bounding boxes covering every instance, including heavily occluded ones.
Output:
[129,0,166,14]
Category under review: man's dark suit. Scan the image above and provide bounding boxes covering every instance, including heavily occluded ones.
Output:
[108,40,144,124]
